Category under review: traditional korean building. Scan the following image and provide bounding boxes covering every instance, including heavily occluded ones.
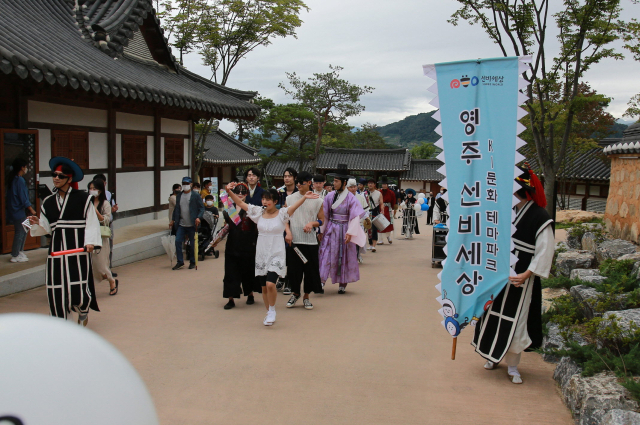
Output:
[0,0,260,253]
[603,123,640,243]
[264,147,411,186]
[398,159,444,193]
[198,129,260,194]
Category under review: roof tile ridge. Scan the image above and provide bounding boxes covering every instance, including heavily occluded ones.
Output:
[177,66,258,101]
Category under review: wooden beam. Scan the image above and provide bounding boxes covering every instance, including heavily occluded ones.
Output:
[154,110,162,210]
[191,120,197,181]
[107,104,117,202]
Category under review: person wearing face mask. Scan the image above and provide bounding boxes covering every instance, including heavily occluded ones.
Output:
[6,157,36,263]
[88,179,118,296]
[204,195,219,216]
[201,180,212,199]
[169,177,205,270]
[192,182,201,194]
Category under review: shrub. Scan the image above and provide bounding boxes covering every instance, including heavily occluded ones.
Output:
[542,275,583,290]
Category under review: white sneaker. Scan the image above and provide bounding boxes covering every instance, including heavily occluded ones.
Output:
[267,310,276,324]
[10,256,28,263]
[263,312,272,326]
[509,373,523,384]
[19,252,27,258]
[484,361,495,370]
[366,246,374,251]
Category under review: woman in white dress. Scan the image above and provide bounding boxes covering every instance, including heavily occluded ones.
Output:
[226,183,319,326]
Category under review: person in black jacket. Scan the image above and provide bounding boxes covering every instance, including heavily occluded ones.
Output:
[214,183,261,309]
[244,167,264,206]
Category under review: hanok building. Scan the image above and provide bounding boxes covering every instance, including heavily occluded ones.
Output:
[0,0,260,253]
[399,159,444,193]
[264,147,411,186]
[198,129,261,194]
[524,142,612,213]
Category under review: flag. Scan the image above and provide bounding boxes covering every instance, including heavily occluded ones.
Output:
[220,190,241,225]
[423,56,531,344]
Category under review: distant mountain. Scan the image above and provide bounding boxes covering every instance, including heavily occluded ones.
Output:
[375,111,440,148]
[376,111,630,147]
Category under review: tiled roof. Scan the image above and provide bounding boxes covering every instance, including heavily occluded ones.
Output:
[0,0,260,119]
[522,145,611,182]
[201,130,260,165]
[264,160,312,177]
[604,123,640,155]
[317,148,411,171]
[400,159,444,181]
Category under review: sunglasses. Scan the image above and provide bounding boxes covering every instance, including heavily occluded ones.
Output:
[234,189,248,195]
[52,172,69,179]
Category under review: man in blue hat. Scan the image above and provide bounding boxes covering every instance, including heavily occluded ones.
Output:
[28,157,102,326]
[169,176,205,270]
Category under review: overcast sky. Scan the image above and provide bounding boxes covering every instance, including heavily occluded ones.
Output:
[180,0,640,132]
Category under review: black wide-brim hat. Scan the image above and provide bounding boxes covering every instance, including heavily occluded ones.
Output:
[327,163,351,180]
[378,175,390,185]
[49,156,84,182]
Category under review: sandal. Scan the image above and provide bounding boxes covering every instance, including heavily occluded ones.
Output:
[109,279,119,296]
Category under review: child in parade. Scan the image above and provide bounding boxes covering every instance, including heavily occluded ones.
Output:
[225,182,319,326]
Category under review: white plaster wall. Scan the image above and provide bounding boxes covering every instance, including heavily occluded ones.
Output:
[160,137,165,167]
[89,132,108,169]
[401,181,424,192]
[147,136,154,167]
[39,176,53,193]
[116,134,122,168]
[116,172,154,211]
[29,101,107,127]
[161,118,189,135]
[116,112,153,132]
[37,129,51,172]
[161,169,188,204]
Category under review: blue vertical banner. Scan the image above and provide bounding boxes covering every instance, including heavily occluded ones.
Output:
[423,56,531,341]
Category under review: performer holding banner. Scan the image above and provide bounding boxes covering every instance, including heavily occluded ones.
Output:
[473,166,554,383]
[425,56,538,381]
[28,157,102,326]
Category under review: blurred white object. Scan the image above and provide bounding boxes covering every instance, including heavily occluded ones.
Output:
[417,193,426,199]
[0,314,159,425]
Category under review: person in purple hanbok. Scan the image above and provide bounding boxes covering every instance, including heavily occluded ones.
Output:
[318,164,368,294]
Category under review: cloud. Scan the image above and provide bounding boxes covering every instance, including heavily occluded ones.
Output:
[184,0,640,131]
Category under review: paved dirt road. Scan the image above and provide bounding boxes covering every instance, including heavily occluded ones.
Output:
[0,226,573,425]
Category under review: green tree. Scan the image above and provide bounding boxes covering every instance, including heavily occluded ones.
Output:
[449,0,640,215]
[198,0,309,86]
[623,18,640,122]
[410,142,438,159]
[158,0,206,65]
[279,65,374,172]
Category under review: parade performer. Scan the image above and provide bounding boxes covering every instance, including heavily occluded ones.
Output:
[312,174,328,198]
[226,183,319,326]
[318,165,368,294]
[28,157,101,326]
[244,167,264,206]
[347,178,370,263]
[366,178,382,252]
[433,189,449,224]
[472,165,554,384]
[214,183,261,310]
[377,176,396,245]
[401,188,420,239]
[284,172,324,310]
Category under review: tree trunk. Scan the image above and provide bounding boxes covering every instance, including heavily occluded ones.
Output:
[313,121,322,174]
[543,166,556,218]
[238,121,244,143]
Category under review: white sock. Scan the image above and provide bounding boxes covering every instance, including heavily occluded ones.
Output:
[508,366,520,376]
[269,305,275,312]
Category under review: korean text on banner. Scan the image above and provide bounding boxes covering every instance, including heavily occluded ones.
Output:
[424,56,530,339]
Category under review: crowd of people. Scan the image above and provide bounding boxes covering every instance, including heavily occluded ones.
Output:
[14,155,552,385]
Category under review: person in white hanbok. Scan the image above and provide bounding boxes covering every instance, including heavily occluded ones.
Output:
[226,183,319,326]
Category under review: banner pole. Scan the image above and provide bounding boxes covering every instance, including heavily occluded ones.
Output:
[451,337,457,360]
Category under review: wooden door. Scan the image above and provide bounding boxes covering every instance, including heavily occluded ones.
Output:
[1,129,40,254]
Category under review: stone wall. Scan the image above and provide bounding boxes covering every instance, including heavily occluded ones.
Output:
[604,156,640,243]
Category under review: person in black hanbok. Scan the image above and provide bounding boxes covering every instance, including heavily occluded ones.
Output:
[401,188,420,239]
[212,183,262,309]
[472,165,554,384]
[28,157,102,326]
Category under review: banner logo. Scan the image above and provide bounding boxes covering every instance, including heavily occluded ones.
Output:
[450,79,460,89]
[451,76,479,89]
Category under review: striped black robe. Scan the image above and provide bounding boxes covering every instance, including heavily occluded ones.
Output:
[33,188,102,319]
[472,201,553,362]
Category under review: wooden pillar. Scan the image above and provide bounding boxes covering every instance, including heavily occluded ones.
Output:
[582,182,590,211]
[154,110,162,212]
[191,120,197,181]
[107,104,117,201]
